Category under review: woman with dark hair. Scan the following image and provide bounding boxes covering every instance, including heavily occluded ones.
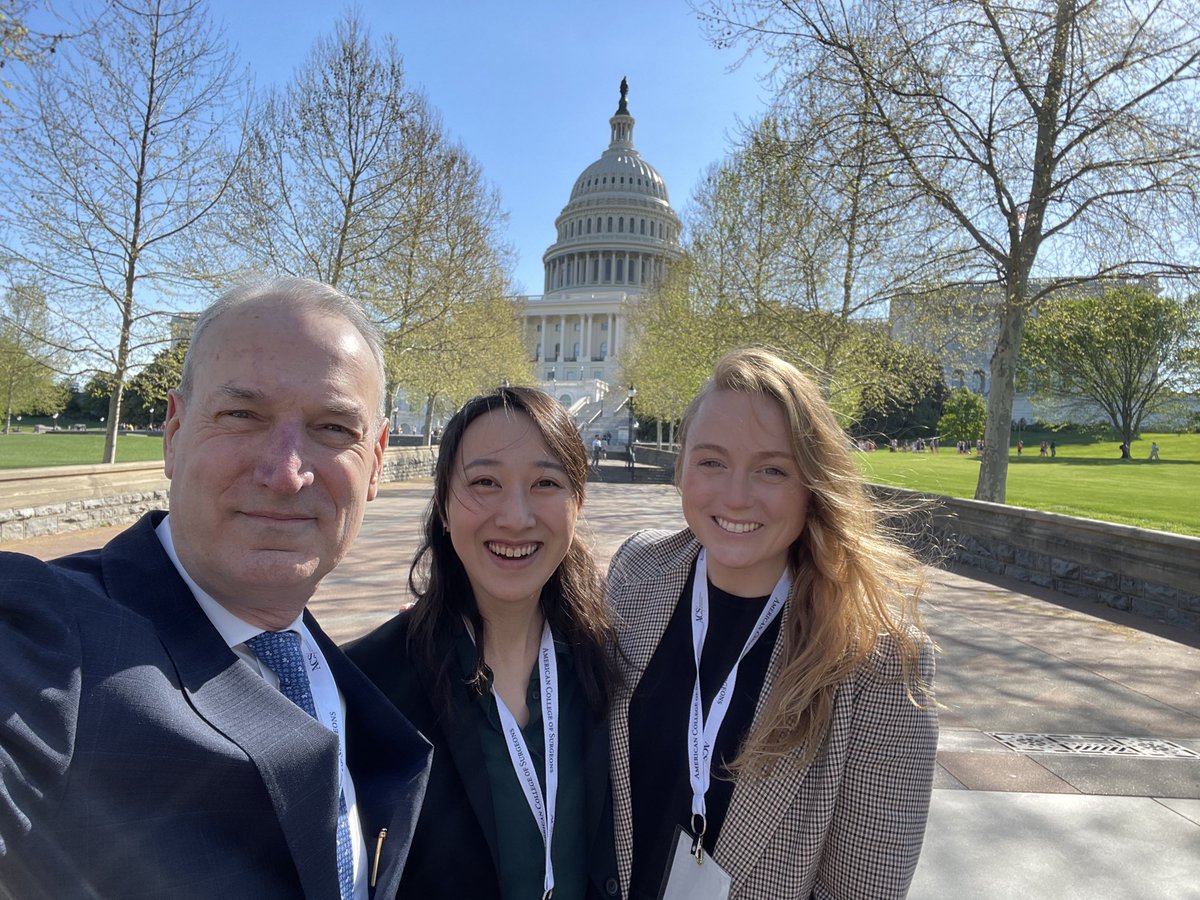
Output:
[347,386,617,900]
[609,348,937,899]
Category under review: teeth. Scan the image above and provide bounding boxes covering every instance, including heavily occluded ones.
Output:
[487,542,539,559]
[715,517,761,534]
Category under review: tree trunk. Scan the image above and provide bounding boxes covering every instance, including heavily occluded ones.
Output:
[975,302,1026,503]
[102,383,124,465]
[423,395,435,446]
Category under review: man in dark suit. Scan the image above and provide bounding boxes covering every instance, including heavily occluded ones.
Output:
[0,278,431,900]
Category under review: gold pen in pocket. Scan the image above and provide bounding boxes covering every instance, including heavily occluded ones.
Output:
[370,827,388,888]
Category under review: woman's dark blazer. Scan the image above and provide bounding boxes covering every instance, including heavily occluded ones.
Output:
[346,609,621,900]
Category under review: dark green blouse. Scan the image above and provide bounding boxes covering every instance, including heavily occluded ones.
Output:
[456,629,589,900]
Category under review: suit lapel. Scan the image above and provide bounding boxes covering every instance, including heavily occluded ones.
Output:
[97,514,344,900]
[609,530,699,892]
[416,630,505,874]
[314,615,432,900]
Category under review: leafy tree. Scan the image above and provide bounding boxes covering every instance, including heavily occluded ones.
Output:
[937,388,988,446]
[0,283,63,432]
[1,0,247,462]
[1021,287,1199,445]
[704,0,1200,502]
[853,341,948,441]
[121,340,188,426]
[392,290,531,442]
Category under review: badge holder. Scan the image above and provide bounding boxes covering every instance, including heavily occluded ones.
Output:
[656,818,731,900]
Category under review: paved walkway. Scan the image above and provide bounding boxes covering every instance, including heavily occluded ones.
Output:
[6,479,1199,898]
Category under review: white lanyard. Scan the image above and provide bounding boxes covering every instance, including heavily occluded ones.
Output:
[687,550,789,844]
[491,621,560,900]
[297,623,347,799]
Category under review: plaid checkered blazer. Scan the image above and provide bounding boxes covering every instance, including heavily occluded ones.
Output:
[607,529,938,900]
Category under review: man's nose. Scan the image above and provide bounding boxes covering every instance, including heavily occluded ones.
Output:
[255,424,315,493]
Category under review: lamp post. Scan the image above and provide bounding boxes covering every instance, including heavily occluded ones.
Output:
[627,384,636,481]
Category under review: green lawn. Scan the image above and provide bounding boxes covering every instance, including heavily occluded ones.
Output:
[857,432,1200,537]
[0,432,165,468]
[3,428,1196,538]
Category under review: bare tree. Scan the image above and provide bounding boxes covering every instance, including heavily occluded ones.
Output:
[703,0,1200,501]
[1,0,247,462]
[222,12,521,415]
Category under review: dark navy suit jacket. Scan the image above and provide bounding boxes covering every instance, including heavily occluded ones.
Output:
[0,512,432,900]
[347,610,620,900]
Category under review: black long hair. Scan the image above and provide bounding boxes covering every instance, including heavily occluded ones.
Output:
[406,386,614,718]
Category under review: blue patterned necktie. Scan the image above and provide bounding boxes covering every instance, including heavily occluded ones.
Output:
[247,630,355,900]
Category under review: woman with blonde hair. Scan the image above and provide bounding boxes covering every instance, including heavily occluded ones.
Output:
[608,347,937,899]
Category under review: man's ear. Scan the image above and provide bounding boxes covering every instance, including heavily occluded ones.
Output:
[162,391,184,479]
[366,417,388,501]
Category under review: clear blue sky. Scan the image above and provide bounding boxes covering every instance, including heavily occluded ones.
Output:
[205,0,772,295]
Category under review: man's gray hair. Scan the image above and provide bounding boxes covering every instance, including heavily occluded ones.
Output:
[178,277,388,418]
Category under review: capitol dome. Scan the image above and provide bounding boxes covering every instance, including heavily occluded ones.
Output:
[541,79,682,295]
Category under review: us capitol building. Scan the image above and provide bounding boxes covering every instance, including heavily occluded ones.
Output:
[520,79,682,440]
[391,80,682,440]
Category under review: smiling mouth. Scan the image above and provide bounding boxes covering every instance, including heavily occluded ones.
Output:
[715,517,762,534]
[486,542,540,559]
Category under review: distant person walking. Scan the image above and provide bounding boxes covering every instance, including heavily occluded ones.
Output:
[1050,440,1057,458]
[1016,439,1024,456]
[1149,441,1160,461]
[592,434,604,470]
[1119,441,1131,460]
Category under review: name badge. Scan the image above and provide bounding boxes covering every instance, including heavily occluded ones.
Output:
[657,826,731,900]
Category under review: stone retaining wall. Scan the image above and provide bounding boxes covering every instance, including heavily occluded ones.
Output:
[872,486,1200,633]
[591,447,1199,632]
[0,448,438,544]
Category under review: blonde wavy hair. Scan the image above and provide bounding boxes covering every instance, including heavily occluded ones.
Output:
[675,347,932,774]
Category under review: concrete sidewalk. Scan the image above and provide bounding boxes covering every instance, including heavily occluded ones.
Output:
[5,479,1199,898]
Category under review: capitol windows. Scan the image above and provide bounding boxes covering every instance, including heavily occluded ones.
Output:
[600,321,609,331]
[569,222,574,237]
[607,217,613,232]
[604,258,612,281]
[566,369,576,380]
[600,341,608,357]
[586,219,592,234]
[573,322,581,331]
[618,217,624,232]
[640,218,646,234]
